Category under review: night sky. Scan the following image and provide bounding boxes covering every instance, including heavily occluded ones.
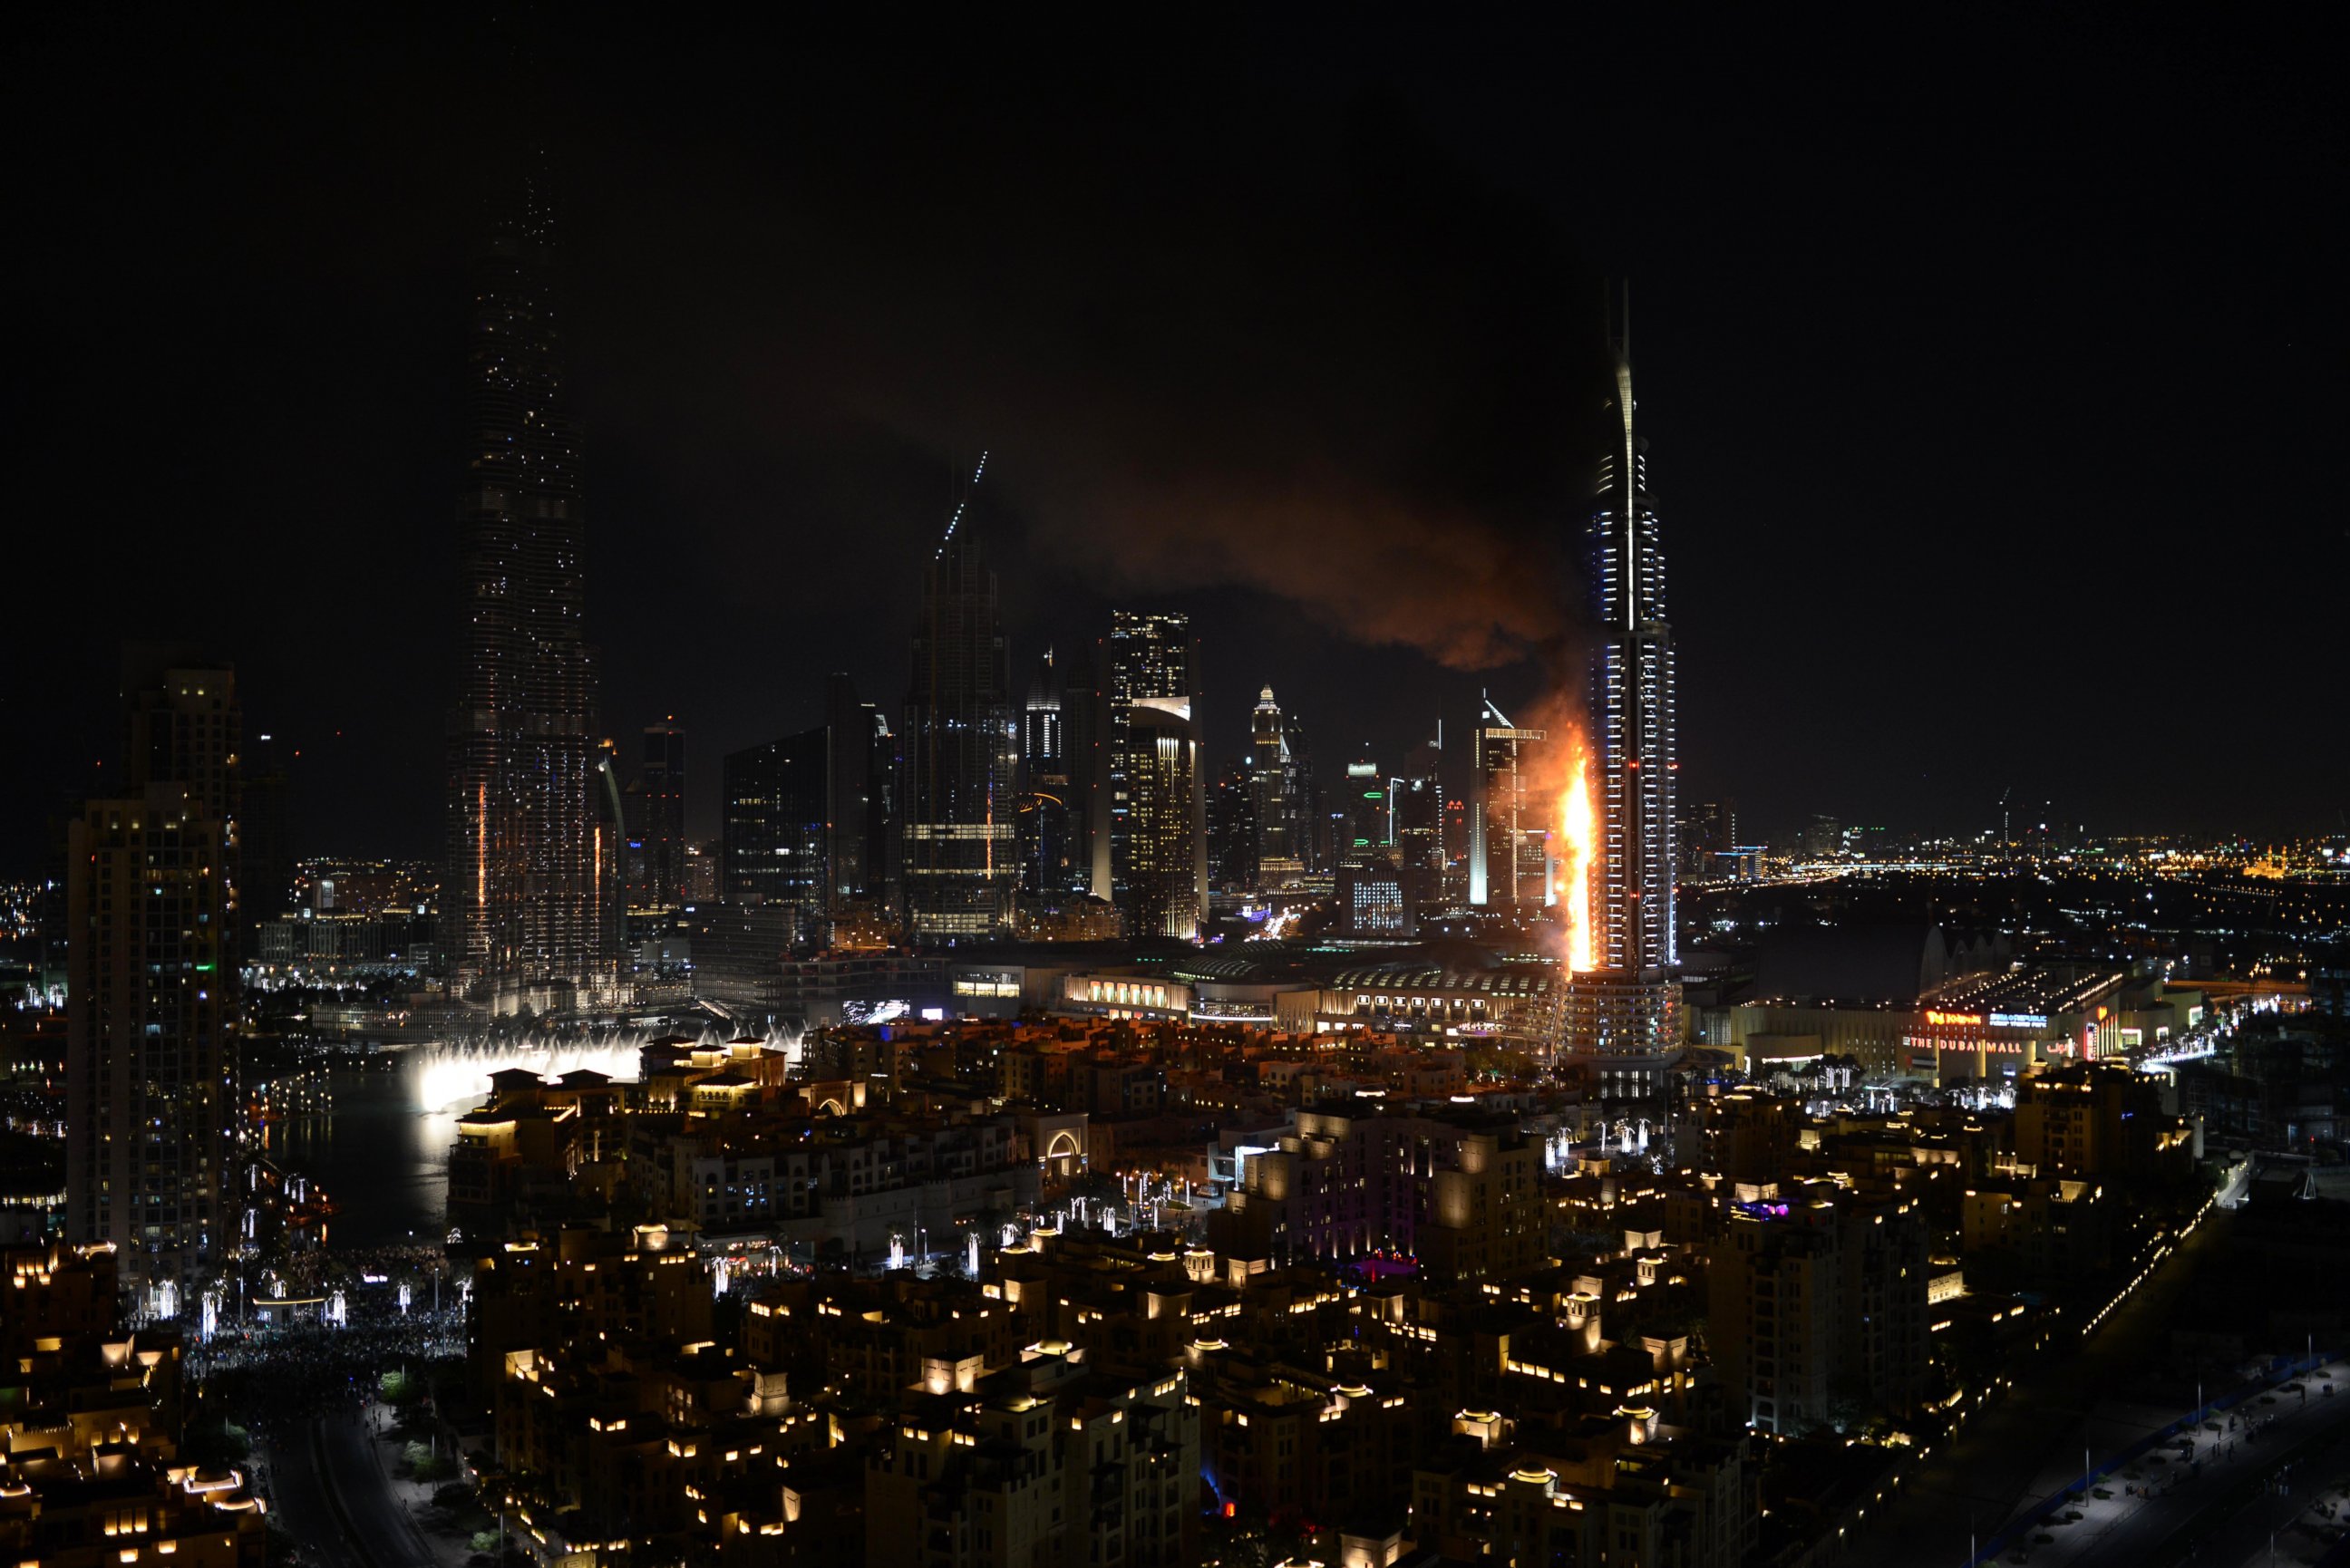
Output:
[8,13,2342,873]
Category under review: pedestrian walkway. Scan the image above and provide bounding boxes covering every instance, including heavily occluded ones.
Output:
[1976,1358,2348,1565]
[2215,1461,2350,1567]
[1845,1204,2238,1566]
[355,1403,489,1568]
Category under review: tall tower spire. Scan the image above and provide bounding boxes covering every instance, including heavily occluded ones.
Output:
[1610,280,1640,634]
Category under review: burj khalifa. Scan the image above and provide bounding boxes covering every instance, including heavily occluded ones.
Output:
[442,159,616,1007]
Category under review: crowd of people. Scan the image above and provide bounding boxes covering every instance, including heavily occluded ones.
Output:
[185,1251,467,1465]
[246,1238,456,1302]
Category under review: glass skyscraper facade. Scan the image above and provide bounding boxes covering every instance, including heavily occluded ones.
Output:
[1100,612,1205,935]
[1120,702,1203,939]
[1586,293,1678,975]
[1248,685,1306,887]
[68,657,240,1290]
[1019,647,1073,894]
[902,535,1020,939]
[1560,286,1683,1089]
[627,720,687,909]
[1469,697,1547,906]
[442,160,610,1000]
[824,672,891,907]
[723,727,830,920]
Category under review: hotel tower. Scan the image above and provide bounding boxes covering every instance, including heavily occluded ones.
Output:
[1561,286,1684,1093]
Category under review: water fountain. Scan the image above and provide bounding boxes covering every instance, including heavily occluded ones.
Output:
[966,1230,981,1275]
[403,1022,801,1112]
[888,1233,906,1272]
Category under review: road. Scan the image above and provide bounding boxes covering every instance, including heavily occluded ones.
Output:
[322,1410,440,1567]
[1843,1205,2237,1565]
[265,1418,366,1568]
[265,1412,439,1568]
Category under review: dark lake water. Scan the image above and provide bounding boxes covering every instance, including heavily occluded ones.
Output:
[263,1038,645,1250]
[266,1056,457,1250]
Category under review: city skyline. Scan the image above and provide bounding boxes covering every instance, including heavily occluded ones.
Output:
[5,20,2347,1566]
[9,16,2342,876]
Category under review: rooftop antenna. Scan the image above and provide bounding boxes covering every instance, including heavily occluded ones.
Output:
[1610,279,1638,634]
[935,449,990,559]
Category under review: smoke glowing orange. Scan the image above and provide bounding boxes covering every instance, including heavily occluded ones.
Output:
[1556,739,1596,973]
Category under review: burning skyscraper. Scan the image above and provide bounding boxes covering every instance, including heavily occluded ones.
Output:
[1559,286,1683,1093]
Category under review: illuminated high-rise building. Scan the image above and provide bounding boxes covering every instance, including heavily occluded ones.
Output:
[1442,796,1470,895]
[1469,697,1546,905]
[1207,759,1258,893]
[1392,730,1444,916]
[68,655,240,1291]
[1391,731,1443,878]
[1099,612,1205,937]
[1121,703,1203,938]
[1342,755,1390,865]
[1060,641,1105,897]
[723,728,830,926]
[442,160,612,1003]
[626,719,686,909]
[824,673,891,905]
[902,532,1020,940]
[1587,288,1677,972]
[1248,686,1306,887]
[1562,285,1683,1087]
[1017,648,1074,894]
[1681,799,1736,878]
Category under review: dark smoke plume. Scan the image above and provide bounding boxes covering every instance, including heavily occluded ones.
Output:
[634,69,1612,674]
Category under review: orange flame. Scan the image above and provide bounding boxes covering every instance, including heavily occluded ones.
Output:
[1556,738,1596,973]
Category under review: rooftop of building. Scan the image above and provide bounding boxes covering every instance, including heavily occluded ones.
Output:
[1927,964,2132,1017]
